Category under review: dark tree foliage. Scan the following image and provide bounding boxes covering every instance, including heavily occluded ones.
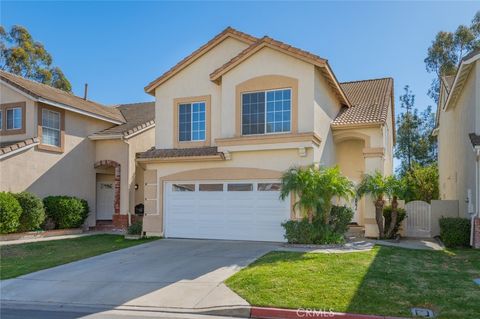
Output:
[425,11,480,103]
[394,86,437,176]
[0,25,71,92]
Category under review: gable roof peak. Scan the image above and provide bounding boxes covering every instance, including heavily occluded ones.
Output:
[144,27,257,94]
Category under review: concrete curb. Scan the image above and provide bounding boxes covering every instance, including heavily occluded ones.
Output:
[251,307,410,319]
[0,300,251,318]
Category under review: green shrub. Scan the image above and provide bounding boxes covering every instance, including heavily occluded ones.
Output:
[383,206,407,239]
[127,220,143,235]
[43,196,89,229]
[282,218,345,245]
[329,205,354,234]
[13,192,45,232]
[439,217,471,248]
[0,192,22,234]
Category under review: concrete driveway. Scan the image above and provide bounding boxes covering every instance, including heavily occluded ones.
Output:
[0,239,278,316]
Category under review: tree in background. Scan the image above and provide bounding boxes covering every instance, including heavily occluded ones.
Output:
[394,86,437,176]
[0,25,71,92]
[425,11,480,103]
[402,164,439,203]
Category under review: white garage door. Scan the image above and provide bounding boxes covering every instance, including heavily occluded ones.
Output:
[164,181,290,242]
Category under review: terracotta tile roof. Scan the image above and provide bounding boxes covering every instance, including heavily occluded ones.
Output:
[0,137,39,157]
[332,77,394,127]
[469,133,480,147]
[144,27,257,94]
[92,102,155,137]
[0,70,125,123]
[137,146,223,159]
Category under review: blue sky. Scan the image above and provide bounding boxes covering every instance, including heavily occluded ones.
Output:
[1,1,478,115]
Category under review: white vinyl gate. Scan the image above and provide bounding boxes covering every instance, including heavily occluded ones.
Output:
[405,201,431,238]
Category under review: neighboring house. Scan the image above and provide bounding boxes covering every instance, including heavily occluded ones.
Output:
[138,27,395,240]
[0,70,155,228]
[436,49,480,247]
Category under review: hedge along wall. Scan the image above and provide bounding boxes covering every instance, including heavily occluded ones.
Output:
[431,200,459,237]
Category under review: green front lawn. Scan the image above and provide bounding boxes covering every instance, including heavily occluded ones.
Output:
[226,246,480,319]
[0,234,158,279]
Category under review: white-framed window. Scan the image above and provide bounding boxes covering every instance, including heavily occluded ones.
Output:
[6,107,22,130]
[241,88,291,135]
[42,109,61,147]
[178,102,206,142]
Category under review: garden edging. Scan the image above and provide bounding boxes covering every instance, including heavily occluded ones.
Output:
[251,306,410,319]
[0,228,83,241]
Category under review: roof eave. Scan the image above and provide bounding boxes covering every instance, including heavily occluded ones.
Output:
[144,28,257,94]
[444,52,480,111]
[136,154,225,163]
[0,78,125,125]
[331,122,384,130]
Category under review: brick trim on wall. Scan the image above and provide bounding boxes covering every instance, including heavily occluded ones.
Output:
[474,217,480,249]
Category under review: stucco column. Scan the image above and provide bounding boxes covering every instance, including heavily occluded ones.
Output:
[363,148,385,238]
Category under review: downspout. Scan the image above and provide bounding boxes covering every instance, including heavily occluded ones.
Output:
[471,147,480,246]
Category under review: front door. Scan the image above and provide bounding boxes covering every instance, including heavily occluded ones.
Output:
[96,180,114,220]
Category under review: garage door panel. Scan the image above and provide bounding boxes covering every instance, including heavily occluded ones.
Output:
[165,181,290,241]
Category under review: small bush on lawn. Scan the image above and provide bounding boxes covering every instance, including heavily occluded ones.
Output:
[0,192,22,234]
[282,219,344,245]
[128,220,143,235]
[13,192,45,232]
[439,217,471,248]
[329,205,354,234]
[383,206,406,239]
[43,196,89,229]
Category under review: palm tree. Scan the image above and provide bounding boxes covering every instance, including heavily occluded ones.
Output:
[280,165,355,224]
[315,166,355,224]
[356,171,389,239]
[384,176,406,238]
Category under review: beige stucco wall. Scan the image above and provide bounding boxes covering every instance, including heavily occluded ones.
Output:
[1,108,111,226]
[126,128,155,214]
[0,83,37,142]
[154,37,250,149]
[438,62,478,218]
[313,68,342,165]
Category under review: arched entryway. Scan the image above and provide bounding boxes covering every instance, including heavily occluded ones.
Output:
[94,160,121,226]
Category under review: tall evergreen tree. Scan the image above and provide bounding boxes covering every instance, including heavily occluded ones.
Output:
[394,86,437,176]
[0,25,71,92]
[425,11,480,103]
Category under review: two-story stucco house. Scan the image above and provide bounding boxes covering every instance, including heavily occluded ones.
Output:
[436,49,480,248]
[138,27,395,240]
[0,70,155,229]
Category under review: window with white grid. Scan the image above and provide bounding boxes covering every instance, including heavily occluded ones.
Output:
[42,109,61,146]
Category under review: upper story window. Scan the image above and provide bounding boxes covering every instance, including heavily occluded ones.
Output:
[0,102,26,135]
[6,107,22,130]
[179,102,206,142]
[241,88,291,135]
[41,109,61,147]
